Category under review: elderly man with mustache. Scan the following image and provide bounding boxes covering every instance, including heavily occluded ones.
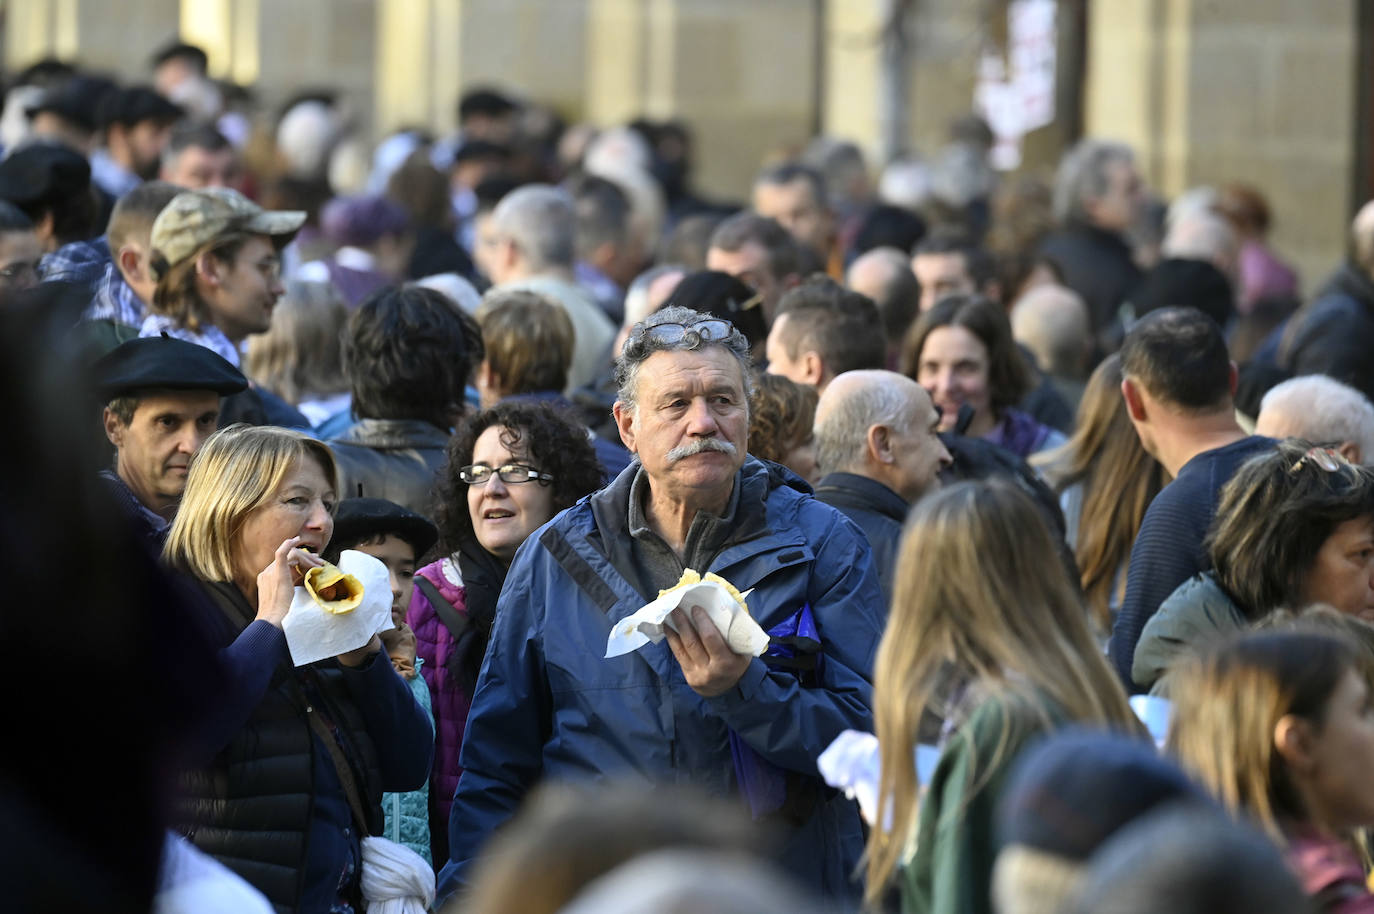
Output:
[438,306,885,907]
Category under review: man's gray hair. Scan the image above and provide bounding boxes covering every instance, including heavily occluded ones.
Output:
[614,305,753,411]
[1052,139,1135,225]
[492,183,576,272]
[814,373,914,475]
[1162,209,1237,267]
[1257,375,1374,463]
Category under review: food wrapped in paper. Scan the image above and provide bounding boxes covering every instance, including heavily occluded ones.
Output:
[283,549,394,667]
[604,569,769,659]
[303,562,364,613]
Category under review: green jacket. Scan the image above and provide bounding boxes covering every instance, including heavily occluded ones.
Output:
[900,692,1064,914]
[1132,572,1247,695]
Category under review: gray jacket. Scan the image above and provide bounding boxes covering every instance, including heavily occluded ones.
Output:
[1132,572,1247,694]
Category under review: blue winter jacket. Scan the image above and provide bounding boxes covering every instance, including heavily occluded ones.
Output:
[438,458,885,904]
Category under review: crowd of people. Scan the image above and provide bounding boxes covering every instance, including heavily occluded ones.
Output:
[9,36,1374,914]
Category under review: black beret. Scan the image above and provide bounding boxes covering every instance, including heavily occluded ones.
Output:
[1128,258,1235,329]
[25,75,118,133]
[330,498,438,559]
[91,334,248,401]
[0,143,91,207]
[98,86,183,130]
[662,269,768,350]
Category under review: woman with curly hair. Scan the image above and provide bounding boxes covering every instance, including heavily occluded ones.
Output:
[406,401,605,862]
[747,371,820,484]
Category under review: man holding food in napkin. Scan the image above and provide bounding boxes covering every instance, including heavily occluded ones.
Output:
[440,305,885,906]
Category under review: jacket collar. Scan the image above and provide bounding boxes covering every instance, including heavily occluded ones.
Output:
[332,418,450,449]
[813,471,909,522]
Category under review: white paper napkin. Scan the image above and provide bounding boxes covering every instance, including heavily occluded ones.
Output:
[605,578,769,659]
[282,549,394,667]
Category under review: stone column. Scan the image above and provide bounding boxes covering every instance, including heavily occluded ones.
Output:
[1085,0,1359,292]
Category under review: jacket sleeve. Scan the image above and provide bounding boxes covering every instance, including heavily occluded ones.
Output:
[340,648,435,792]
[438,560,550,896]
[197,619,291,758]
[705,509,883,776]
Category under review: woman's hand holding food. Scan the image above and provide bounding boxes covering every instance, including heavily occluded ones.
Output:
[255,536,325,628]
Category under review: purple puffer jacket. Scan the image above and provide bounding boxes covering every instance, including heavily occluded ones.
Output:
[405,558,474,860]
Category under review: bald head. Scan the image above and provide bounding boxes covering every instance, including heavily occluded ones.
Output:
[1163,209,1239,280]
[1354,200,1374,275]
[1010,284,1092,379]
[846,247,919,353]
[1255,374,1374,464]
[815,369,949,501]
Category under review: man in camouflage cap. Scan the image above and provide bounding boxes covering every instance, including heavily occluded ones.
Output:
[138,187,304,366]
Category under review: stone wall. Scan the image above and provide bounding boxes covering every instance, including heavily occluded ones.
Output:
[1086,0,1359,293]
[1,0,1363,281]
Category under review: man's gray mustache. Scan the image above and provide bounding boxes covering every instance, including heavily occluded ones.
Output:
[665,437,738,463]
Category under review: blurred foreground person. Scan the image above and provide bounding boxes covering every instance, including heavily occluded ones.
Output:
[866,480,1139,914]
[1168,631,1374,914]
[1067,805,1311,914]
[0,286,228,912]
[455,784,763,914]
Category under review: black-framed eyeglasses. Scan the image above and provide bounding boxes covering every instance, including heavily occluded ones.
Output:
[643,318,734,347]
[459,463,554,486]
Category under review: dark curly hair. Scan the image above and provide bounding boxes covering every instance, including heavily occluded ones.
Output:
[433,401,606,555]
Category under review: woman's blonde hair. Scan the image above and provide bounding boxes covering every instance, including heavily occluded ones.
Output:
[243,280,350,404]
[1034,353,1169,629]
[164,424,338,583]
[1167,630,1357,840]
[865,480,1138,905]
[149,231,254,332]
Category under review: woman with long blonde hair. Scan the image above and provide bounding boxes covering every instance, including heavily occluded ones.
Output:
[866,479,1139,913]
[1035,353,1169,635]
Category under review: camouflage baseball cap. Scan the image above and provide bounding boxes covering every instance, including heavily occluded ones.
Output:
[150,187,305,279]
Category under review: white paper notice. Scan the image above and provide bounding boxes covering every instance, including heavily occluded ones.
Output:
[282,549,394,667]
[605,578,769,659]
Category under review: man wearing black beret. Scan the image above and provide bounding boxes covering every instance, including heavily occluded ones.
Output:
[91,86,183,198]
[0,142,99,253]
[93,333,247,548]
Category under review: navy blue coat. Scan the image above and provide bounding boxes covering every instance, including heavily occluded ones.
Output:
[438,458,885,903]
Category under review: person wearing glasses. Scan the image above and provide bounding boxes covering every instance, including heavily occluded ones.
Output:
[406,401,605,864]
[438,306,885,906]
[1133,439,1374,694]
